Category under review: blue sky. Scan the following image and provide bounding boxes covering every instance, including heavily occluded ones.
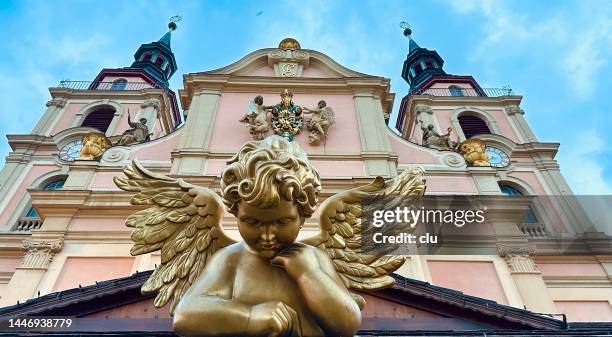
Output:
[0,0,610,194]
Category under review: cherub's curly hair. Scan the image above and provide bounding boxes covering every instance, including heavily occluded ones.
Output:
[221,136,321,217]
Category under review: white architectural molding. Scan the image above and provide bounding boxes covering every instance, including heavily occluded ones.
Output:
[450,106,501,142]
[70,100,124,137]
[497,244,540,274]
[21,239,64,269]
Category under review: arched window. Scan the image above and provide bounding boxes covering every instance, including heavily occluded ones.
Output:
[458,115,491,138]
[155,55,165,67]
[413,63,422,74]
[81,107,116,133]
[500,185,538,223]
[43,180,65,190]
[142,53,152,62]
[24,180,66,218]
[110,78,127,90]
[449,85,463,97]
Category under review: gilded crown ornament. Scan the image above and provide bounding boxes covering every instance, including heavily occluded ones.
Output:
[114,136,426,337]
[270,89,304,141]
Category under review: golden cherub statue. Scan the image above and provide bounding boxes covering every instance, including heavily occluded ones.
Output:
[79,132,112,160]
[114,136,425,337]
[458,138,490,166]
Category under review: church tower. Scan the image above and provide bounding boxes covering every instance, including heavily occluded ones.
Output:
[128,21,179,87]
[29,21,182,145]
[400,25,446,90]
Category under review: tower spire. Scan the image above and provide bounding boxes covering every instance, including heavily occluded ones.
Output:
[399,22,446,89]
[129,17,181,86]
[400,22,421,53]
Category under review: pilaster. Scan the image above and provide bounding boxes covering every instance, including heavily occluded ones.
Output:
[0,238,64,306]
[172,90,222,175]
[469,167,501,195]
[504,106,537,143]
[31,98,67,135]
[498,244,557,313]
[353,92,395,177]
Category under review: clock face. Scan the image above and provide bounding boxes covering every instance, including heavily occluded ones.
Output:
[59,140,83,161]
[485,146,510,168]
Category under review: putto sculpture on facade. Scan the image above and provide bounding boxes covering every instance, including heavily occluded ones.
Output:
[420,121,456,151]
[117,112,152,146]
[458,138,490,166]
[114,136,426,337]
[303,100,335,145]
[78,132,112,160]
[240,95,271,140]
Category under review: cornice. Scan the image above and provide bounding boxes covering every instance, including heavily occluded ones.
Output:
[48,88,169,103]
[170,149,397,162]
[179,75,392,110]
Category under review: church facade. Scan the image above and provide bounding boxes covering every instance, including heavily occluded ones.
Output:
[0,23,610,335]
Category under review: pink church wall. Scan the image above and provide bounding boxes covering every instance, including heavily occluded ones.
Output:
[108,103,143,136]
[89,173,123,189]
[205,158,366,178]
[488,109,519,142]
[537,262,608,278]
[131,127,182,161]
[0,164,59,226]
[51,103,84,134]
[425,176,478,194]
[53,257,135,292]
[0,258,22,273]
[302,66,334,78]
[69,217,129,232]
[555,301,612,322]
[428,260,508,304]
[248,65,275,77]
[311,160,366,177]
[388,131,441,164]
[508,171,546,194]
[208,92,361,155]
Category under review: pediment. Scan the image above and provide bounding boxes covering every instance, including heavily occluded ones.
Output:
[195,47,376,79]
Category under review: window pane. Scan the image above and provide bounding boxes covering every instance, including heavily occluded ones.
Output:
[449,86,463,97]
[110,79,127,90]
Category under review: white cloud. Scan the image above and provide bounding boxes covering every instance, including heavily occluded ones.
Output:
[446,0,611,99]
[557,130,612,195]
[562,20,611,97]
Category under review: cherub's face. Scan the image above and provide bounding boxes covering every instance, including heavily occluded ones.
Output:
[237,198,303,259]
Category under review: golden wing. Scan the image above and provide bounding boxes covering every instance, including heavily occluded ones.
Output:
[114,160,236,314]
[301,167,425,308]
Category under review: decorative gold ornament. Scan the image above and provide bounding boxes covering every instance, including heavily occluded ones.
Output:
[303,100,336,145]
[114,136,426,337]
[78,132,112,160]
[270,90,304,141]
[278,37,301,50]
[458,138,490,166]
[281,63,297,77]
